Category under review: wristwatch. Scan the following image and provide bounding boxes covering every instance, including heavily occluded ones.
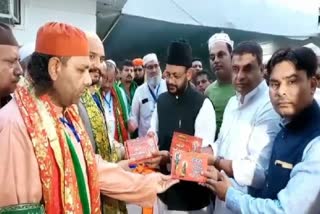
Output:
[214,156,224,168]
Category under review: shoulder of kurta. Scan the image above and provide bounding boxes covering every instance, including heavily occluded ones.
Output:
[255,97,279,121]
[302,136,320,161]
[133,85,144,100]
[0,99,26,131]
[0,99,34,154]
[224,95,237,110]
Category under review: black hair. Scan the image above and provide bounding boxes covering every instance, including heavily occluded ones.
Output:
[267,47,317,78]
[120,59,133,70]
[28,52,69,94]
[196,70,213,81]
[192,57,202,63]
[232,41,263,65]
[226,43,232,54]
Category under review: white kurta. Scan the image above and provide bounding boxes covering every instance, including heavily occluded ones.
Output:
[211,81,281,214]
[149,97,216,148]
[130,80,167,137]
[102,88,128,146]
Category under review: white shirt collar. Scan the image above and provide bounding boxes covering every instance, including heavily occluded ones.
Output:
[236,80,267,107]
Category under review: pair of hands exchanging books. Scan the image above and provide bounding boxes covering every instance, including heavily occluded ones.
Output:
[143,132,232,200]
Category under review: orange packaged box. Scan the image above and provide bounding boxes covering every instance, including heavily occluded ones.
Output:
[170,132,202,156]
[125,136,158,162]
[171,151,208,183]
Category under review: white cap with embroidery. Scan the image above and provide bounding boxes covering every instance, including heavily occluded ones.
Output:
[208,32,234,51]
[143,53,158,66]
[106,59,117,67]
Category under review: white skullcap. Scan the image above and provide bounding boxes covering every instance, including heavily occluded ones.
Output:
[304,43,320,57]
[143,53,158,66]
[208,32,234,51]
[19,42,35,61]
[106,59,117,67]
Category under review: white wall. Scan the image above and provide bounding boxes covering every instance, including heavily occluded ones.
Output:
[13,0,97,45]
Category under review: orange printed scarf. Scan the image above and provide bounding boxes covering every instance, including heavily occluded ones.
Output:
[14,78,100,214]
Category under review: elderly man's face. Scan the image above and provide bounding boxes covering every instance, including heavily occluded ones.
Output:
[101,64,116,92]
[0,45,22,96]
[145,60,160,78]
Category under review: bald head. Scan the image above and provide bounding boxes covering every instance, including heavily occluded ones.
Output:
[85,32,105,86]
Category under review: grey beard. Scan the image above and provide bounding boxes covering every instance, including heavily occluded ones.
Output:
[147,75,161,88]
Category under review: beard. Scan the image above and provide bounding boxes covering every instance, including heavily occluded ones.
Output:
[147,75,161,88]
[134,77,145,85]
[167,78,188,96]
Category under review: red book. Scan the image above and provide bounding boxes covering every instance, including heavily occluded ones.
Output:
[125,136,158,162]
[171,151,208,183]
[170,132,202,155]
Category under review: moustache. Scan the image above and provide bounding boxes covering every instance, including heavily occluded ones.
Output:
[168,84,177,88]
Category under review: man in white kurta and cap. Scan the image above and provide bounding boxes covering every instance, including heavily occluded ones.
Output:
[205,41,281,214]
[128,53,167,137]
[205,32,235,138]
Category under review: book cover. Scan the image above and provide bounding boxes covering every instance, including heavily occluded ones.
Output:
[171,151,208,183]
[125,136,158,162]
[170,132,203,155]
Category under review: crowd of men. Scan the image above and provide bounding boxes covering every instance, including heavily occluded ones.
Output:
[0,20,320,214]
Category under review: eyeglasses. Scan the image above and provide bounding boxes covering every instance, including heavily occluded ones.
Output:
[134,68,143,72]
[146,64,159,70]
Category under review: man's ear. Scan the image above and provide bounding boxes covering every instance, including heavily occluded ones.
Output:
[310,76,317,95]
[48,57,62,81]
[187,67,193,81]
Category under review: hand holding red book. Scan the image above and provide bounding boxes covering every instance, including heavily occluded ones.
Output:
[170,132,203,156]
[125,136,158,163]
[171,151,208,183]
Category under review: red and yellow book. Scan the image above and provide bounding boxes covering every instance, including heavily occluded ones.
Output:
[171,151,208,183]
[170,132,202,155]
[125,136,158,162]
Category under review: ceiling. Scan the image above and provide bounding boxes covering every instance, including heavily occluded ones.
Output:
[96,0,320,70]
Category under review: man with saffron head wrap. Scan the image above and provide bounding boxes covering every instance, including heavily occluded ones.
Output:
[0,22,178,214]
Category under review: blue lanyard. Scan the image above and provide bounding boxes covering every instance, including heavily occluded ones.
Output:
[59,117,81,143]
[104,92,112,112]
[148,84,160,103]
